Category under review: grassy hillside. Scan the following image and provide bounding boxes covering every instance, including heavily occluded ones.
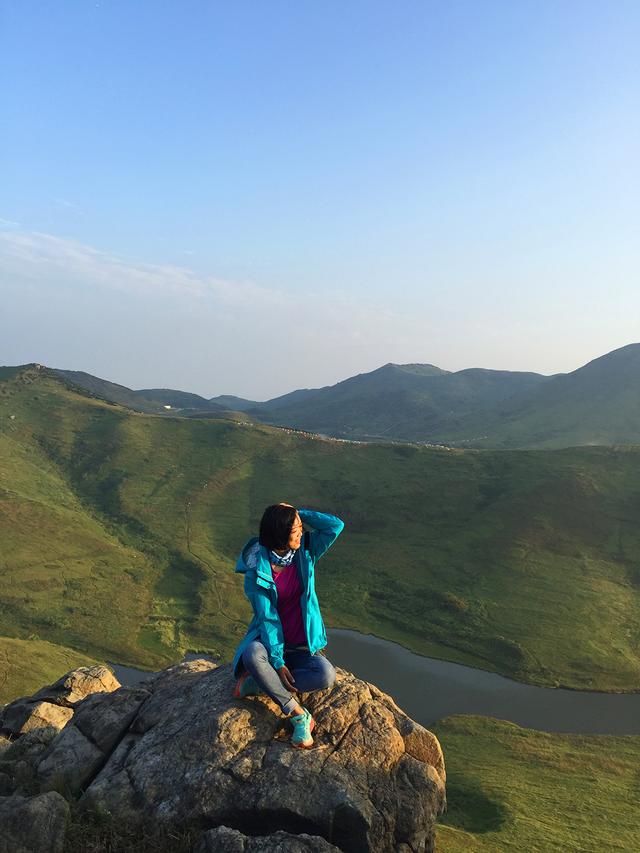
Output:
[1,365,640,704]
[53,368,228,416]
[243,344,640,449]
[433,716,640,852]
[21,343,640,449]
[0,636,100,704]
[52,368,172,414]
[253,362,548,443]
[470,343,640,450]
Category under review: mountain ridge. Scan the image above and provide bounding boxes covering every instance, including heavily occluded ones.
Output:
[4,342,638,448]
[1,364,640,697]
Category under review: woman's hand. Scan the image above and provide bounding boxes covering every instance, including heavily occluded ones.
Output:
[277,665,297,691]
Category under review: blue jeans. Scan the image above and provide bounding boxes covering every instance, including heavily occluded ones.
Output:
[240,640,336,715]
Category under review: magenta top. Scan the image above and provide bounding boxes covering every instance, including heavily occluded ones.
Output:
[271,561,307,647]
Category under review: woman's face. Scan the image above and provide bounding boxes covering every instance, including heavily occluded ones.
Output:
[288,513,303,550]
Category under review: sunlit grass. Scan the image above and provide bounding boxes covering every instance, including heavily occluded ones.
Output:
[1,366,640,704]
[433,715,640,852]
[0,635,100,702]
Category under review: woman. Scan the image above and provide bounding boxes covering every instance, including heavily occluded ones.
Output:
[232,502,344,748]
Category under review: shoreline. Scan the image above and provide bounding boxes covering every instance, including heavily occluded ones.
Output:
[325,625,640,696]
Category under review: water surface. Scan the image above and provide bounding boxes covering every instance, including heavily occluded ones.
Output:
[327,628,640,735]
[109,629,640,735]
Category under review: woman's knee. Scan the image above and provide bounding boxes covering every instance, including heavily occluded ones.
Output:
[242,640,269,668]
[316,656,336,690]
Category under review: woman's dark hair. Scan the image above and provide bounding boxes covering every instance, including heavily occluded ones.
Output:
[259,504,298,551]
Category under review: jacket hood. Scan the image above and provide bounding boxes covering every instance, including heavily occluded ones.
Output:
[235,537,273,584]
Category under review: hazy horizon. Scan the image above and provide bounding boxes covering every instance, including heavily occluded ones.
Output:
[4,341,638,403]
[2,2,639,398]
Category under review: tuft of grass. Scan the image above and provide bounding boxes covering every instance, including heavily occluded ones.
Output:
[64,805,201,853]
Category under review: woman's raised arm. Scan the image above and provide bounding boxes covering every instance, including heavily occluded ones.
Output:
[297,508,344,561]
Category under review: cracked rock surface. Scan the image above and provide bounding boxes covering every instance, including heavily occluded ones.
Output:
[38,684,151,795]
[194,825,342,851]
[0,665,119,738]
[0,791,69,853]
[75,660,445,852]
[1,660,446,852]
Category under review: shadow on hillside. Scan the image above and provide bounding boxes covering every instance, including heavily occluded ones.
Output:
[440,777,509,833]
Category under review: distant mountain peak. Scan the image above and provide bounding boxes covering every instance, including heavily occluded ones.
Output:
[393,363,450,376]
[574,342,640,373]
[368,362,449,378]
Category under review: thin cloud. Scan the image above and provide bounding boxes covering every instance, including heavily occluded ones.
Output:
[52,197,85,215]
[0,229,281,307]
[0,229,426,342]
[0,228,439,396]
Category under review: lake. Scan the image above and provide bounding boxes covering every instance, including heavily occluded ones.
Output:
[109,627,640,735]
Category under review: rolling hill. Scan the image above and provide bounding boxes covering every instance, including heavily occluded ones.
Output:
[469,342,640,448]
[251,344,640,448]
[46,342,640,448]
[1,364,639,704]
[53,368,229,417]
[249,362,548,442]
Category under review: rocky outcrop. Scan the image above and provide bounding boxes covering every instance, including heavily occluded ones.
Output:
[195,826,341,851]
[1,701,74,736]
[38,684,150,795]
[0,791,69,853]
[0,660,446,852]
[0,726,62,794]
[0,665,119,738]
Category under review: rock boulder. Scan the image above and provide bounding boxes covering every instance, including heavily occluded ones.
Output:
[195,825,342,851]
[1,659,446,852]
[74,660,445,852]
[0,665,120,738]
[0,791,69,853]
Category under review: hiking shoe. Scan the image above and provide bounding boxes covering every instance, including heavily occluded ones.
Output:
[233,672,263,699]
[290,707,315,748]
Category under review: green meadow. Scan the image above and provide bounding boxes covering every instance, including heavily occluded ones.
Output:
[0,636,99,704]
[1,365,640,701]
[433,716,640,852]
[2,366,639,851]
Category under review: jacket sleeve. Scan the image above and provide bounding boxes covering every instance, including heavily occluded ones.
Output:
[244,574,285,670]
[298,508,345,561]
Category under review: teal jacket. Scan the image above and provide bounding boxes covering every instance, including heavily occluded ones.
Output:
[232,508,344,677]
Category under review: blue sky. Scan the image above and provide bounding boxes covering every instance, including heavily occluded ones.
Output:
[2,1,639,398]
